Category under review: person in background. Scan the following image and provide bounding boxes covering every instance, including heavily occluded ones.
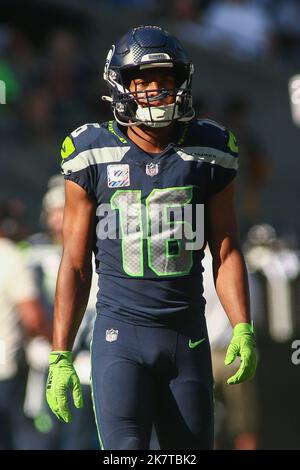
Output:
[0,204,51,449]
[222,96,271,239]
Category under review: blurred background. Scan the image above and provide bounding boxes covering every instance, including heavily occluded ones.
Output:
[1,0,300,450]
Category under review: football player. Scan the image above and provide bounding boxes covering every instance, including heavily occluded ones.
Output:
[46,25,257,450]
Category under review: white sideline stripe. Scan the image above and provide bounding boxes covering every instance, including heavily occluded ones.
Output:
[62,146,131,173]
[176,147,238,170]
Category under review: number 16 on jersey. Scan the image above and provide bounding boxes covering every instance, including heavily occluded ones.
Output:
[96,186,204,277]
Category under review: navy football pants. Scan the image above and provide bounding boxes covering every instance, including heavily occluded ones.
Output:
[91,313,214,450]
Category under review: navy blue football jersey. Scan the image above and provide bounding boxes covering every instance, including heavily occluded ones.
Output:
[60,119,238,325]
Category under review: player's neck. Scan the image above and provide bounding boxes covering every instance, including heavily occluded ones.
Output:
[127,123,176,154]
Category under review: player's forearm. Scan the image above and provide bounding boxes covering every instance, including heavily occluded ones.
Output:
[52,256,92,351]
[213,246,251,327]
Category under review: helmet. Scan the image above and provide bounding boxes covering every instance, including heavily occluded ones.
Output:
[102,25,195,128]
[42,174,65,213]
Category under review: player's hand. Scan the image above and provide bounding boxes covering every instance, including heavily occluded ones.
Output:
[225,323,257,385]
[46,351,83,423]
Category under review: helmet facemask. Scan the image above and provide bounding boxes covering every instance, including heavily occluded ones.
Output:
[103,62,195,128]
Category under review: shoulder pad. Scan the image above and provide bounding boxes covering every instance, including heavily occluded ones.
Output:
[195,119,239,156]
[196,118,226,131]
[61,123,101,160]
[70,123,101,150]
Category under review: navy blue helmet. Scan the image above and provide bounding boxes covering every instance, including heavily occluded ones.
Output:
[102,25,195,127]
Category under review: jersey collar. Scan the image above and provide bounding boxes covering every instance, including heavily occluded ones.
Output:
[109,120,190,151]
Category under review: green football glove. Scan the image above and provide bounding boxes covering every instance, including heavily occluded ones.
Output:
[46,351,83,423]
[225,323,257,385]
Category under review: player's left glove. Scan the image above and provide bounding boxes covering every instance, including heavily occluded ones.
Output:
[225,322,257,385]
[46,351,83,423]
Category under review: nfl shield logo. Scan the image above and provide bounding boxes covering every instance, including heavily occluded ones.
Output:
[145,162,159,177]
[106,329,119,342]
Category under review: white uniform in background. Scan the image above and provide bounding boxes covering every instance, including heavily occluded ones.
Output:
[0,238,38,380]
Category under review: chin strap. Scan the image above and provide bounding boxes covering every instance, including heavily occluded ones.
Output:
[114,106,195,128]
[136,103,195,128]
[114,110,142,127]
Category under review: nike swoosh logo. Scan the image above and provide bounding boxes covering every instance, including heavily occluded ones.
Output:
[189,338,206,349]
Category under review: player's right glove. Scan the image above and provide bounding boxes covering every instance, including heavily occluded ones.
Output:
[46,351,83,423]
[225,323,257,385]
